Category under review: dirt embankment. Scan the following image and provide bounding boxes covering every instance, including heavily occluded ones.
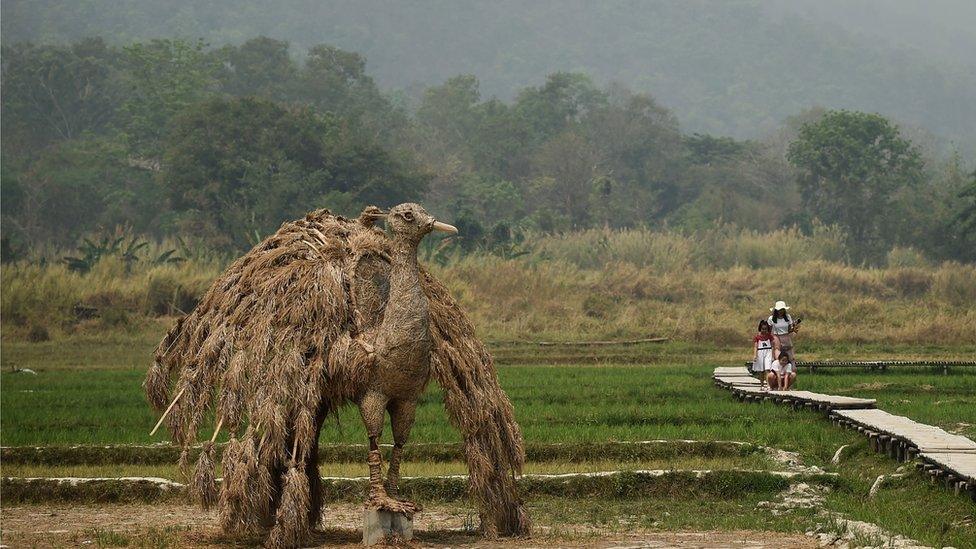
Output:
[1,503,819,548]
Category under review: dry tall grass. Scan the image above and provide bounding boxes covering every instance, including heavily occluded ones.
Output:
[3,228,974,345]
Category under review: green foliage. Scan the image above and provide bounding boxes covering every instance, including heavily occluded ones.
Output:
[119,38,218,155]
[161,96,426,247]
[62,231,182,274]
[5,1,975,148]
[787,110,924,260]
[947,169,976,262]
[0,33,972,265]
[0,137,161,247]
[515,72,607,145]
[1,38,122,155]
[215,36,295,101]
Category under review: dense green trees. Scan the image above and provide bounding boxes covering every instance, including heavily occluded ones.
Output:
[0,37,423,250]
[1,39,122,156]
[4,1,974,149]
[162,96,425,247]
[1,35,972,265]
[787,111,924,259]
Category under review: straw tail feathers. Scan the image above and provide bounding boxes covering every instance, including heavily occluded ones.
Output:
[422,268,530,537]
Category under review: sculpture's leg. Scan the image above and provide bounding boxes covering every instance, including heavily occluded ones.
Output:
[359,391,389,503]
[306,398,329,527]
[358,391,419,516]
[385,399,417,500]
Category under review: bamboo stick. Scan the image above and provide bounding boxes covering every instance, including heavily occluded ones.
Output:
[149,387,185,436]
[210,417,224,443]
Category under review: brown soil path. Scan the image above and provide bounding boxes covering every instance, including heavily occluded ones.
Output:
[0,503,818,548]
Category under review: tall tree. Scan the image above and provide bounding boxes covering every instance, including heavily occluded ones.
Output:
[216,36,297,101]
[787,110,923,259]
[298,44,407,141]
[120,38,218,156]
[1,38,122,157]
[530,132,600,230]
[515,72,607,146]
[162,96,426,248]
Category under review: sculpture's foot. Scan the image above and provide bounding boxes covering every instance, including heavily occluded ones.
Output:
[367,487,422,518]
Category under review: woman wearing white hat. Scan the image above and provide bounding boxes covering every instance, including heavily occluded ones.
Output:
[767,300,799,361]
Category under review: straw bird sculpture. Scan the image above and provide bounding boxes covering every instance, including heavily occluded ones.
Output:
[144,204,529,548]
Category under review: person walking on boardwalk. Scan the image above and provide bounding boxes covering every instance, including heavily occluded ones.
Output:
[752,319,775,388]
[767,300,800,361]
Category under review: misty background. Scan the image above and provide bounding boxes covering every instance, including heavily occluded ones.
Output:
[4,0,976,145]
[2,0,975,265]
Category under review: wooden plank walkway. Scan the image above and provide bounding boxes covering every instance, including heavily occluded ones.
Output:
[713,375,762,389]
[832,409,976,455]
[728,386,876,412]
[714,366,753,377]
[742,359,976,373]
[713,367,876,412]
[917,452,976,500]
[714,364,976,501]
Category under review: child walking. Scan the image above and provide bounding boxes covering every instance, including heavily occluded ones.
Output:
[752,319,775,389]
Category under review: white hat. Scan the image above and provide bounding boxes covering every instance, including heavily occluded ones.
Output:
[770,300,790,311]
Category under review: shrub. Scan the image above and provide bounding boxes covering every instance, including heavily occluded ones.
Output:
[26,324,51,342]
[887,247,930,268]
[931,263,976,307]
[883,268,933,297]
[145,272,201,316]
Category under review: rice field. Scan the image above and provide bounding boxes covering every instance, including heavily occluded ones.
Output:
[3,341,974,447]
[2,338,976,547]
[1,348,861,454]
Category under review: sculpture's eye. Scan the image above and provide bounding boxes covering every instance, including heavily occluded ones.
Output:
[402,211,415,222]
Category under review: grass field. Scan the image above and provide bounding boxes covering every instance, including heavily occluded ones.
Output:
[3,338,974,446]
[2,336,976,547]
[3,340,864,452]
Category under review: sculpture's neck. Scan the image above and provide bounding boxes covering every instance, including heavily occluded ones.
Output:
[381,237,429,336]
[376,237,430,357]
[389,238,421,292]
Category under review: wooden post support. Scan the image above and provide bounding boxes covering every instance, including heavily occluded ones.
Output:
[878,435,890,454]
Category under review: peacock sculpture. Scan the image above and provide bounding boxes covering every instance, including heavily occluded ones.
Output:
[144,203,529,548]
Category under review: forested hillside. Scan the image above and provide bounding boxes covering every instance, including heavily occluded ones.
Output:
[3,34,974,265]
[3,0,975,148]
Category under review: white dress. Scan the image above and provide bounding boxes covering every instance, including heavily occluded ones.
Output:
[753,336,774,373]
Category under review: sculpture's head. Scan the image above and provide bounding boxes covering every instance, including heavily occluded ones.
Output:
[364,203,457,244]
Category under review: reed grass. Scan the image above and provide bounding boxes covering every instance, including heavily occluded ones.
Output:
[3,228,974,345]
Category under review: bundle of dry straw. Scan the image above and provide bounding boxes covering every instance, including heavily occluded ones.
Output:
[144,208,528,547]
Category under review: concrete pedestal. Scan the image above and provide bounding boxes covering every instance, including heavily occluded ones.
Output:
[363,508,413,546]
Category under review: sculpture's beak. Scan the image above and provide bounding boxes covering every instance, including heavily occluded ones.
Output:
[365,209,388,220]
[431,220,458,234]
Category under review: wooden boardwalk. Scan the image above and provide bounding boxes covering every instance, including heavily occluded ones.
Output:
[742,359,976,373]
[714,365,976,501]
[712,367,875,412]
[832,409,976,456]
[917,452,976,499]
[714,366,753,377]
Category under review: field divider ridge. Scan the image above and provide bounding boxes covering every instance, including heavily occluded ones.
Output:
[1,468,838,505]
[0,439,767,466]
